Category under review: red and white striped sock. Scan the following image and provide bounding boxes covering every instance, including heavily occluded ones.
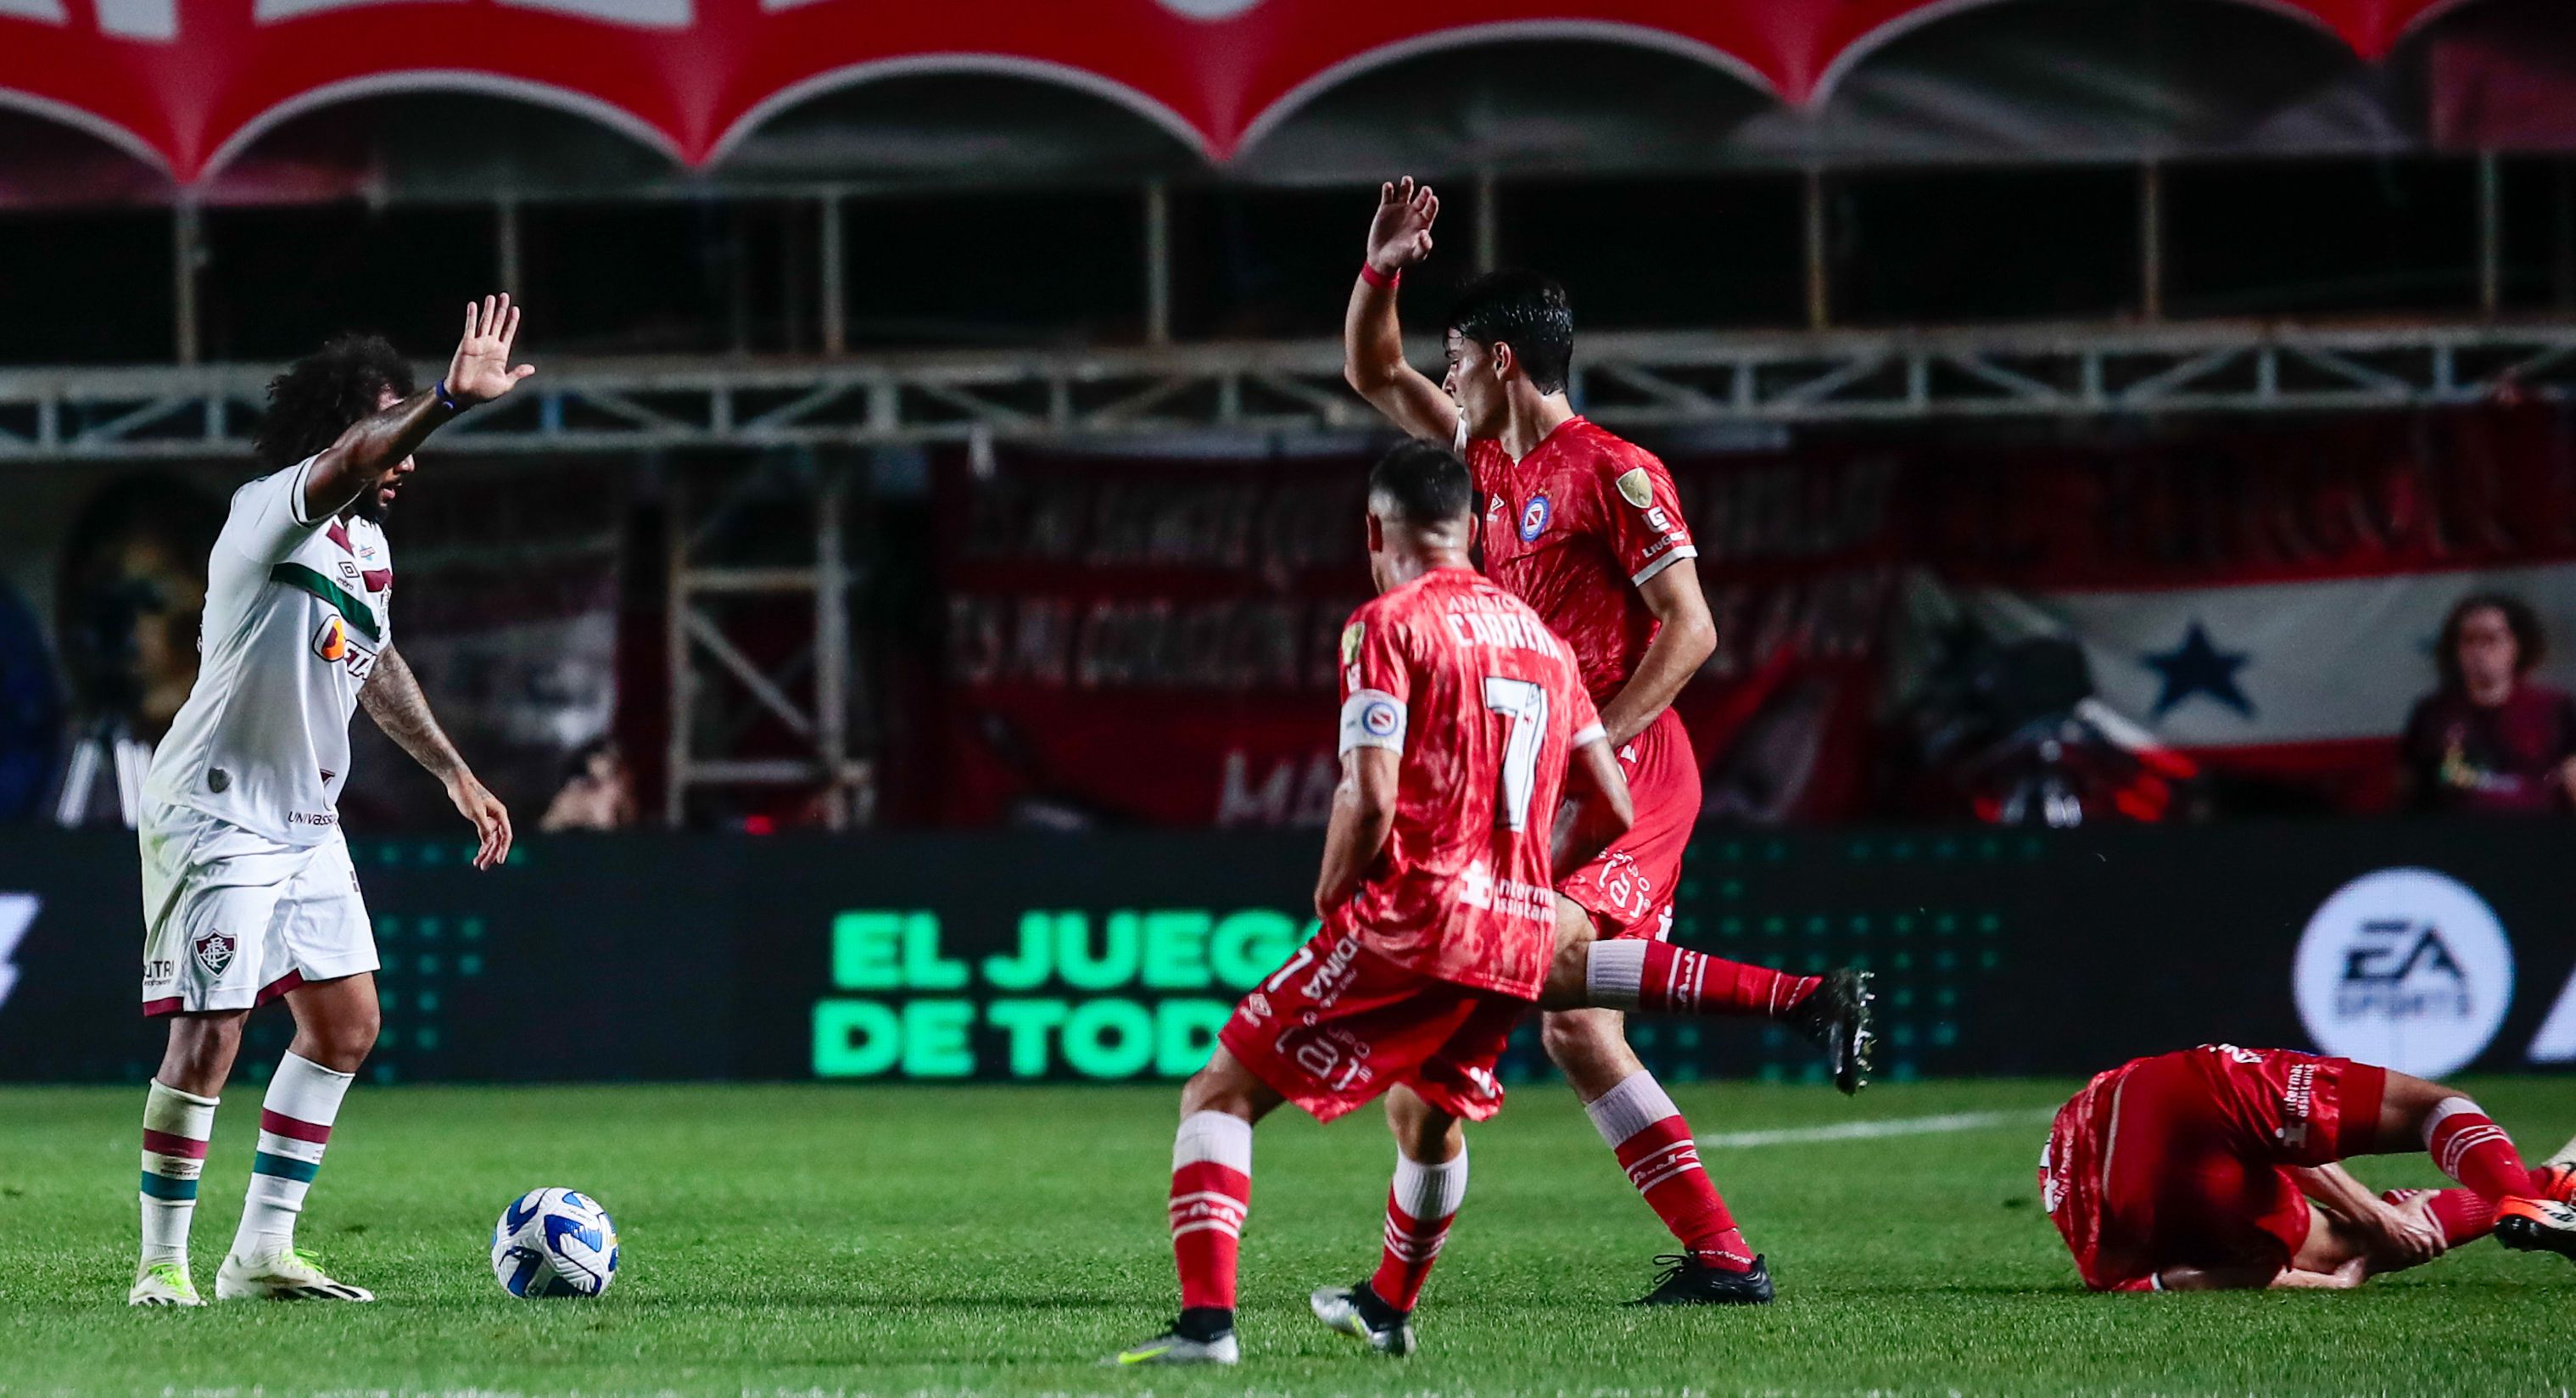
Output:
[2424,1097,2535,1202]
[1170,1110,1253,1315]
[1587,940,1819,1020]
[1584,1071,1752,1271]
[2385,1187,2499,1247]
[140,1080,218,1270]
[1369,1146,1467,1312]
[232,1052,354,1261]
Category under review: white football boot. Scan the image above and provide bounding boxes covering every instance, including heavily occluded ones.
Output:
[1310,1283,1418,1356]
[216,1247,375,1301]
[1105,1327,1239,1366]
[128,1261,204,1307]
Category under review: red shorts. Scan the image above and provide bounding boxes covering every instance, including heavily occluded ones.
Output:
[1217,926,1529,1126]
[1558,707,1699,939]
[2048,1045,2384,1290]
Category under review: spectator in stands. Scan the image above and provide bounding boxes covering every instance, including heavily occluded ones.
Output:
[539,736,638,831]
[2398,593,2576,814]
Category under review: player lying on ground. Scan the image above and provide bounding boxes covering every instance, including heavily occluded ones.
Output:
[2040,1042,2576,1292]
[1113,442,1633,1365]
[1341,176,1870,1304]
[130,298,534,1307]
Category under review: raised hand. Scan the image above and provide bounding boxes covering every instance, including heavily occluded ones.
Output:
[1365,177,1439,275]
[446,294,534,405]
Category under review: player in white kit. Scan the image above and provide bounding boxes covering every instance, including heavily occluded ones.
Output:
[128,296,534,1306]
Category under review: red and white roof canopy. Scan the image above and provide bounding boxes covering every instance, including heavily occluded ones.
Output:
[0,0,2562,187]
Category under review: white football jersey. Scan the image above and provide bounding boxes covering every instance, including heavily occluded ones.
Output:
[143,456,393,847]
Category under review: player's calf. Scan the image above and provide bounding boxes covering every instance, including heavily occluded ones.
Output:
[1569,940,1874,1093]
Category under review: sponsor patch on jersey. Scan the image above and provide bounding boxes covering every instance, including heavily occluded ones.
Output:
[1518,494,1551,541]
[192,929,237,979]
[1340,621,1365,667]
[1615,467,1654,508]
[313,616,350,663]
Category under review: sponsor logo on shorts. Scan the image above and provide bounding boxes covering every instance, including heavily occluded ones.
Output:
[1240,992,1272,1024]
[287,810,339,827]
[192,929,237,979]
[1303,932,1365,1009]
[2277,1060,2320,1149]
[1518,495,1551,542]
[2294,868,2512,1079]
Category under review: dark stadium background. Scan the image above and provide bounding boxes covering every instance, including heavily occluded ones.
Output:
[3,0,2574,1093]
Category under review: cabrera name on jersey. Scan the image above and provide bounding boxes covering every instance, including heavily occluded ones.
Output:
[144,456,392,846]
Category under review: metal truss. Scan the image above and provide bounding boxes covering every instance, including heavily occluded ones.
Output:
[665,456,862,829]
[3,319,2573,459]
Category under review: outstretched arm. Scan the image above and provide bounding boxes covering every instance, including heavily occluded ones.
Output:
[1342,178,1461,443]
[300,294,534,522]
[360,646,513,870]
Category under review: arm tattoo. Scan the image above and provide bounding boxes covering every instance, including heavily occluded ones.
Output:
[360,645,467,782]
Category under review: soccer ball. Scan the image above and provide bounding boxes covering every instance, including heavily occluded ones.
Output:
[490,1188,619,1298]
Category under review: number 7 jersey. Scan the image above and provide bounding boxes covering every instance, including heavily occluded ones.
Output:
[1335,565,1604,1001]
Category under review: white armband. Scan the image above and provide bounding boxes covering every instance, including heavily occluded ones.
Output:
[1338,688,1408,755]
[1572,723,1606,748]
[1630,544,1699,587]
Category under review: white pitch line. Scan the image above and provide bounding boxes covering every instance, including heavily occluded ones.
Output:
[1698,1107,2056,1150]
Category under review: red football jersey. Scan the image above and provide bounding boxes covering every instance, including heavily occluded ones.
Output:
[1463,417,1697,702]
[1335,566,1605,1000]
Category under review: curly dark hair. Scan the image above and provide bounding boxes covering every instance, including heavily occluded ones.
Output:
[251,334,415,471]
[2436,590,2545,694]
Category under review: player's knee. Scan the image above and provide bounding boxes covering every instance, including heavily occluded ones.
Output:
[1539,1009,1621,1074]
[305,1005,381,1071]
[159,1013,244,1092]
[1179,1059,1257,1121]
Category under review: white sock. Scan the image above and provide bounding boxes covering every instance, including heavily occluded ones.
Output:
[232,1053,354,1261]
[1390,1147,1469,1228]
[1585,942,1649,1010]
[140,1081,218,1271]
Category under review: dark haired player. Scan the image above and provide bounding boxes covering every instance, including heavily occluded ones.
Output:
[2042,1043,2576,1291]
[1114,443,1634,1363]
[1341,178,1870,1304]
[129,298,532,1306]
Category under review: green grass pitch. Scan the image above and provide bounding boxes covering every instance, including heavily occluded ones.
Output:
[2,1077,2570,1395]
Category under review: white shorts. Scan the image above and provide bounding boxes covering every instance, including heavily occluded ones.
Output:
[139,798,377,1016]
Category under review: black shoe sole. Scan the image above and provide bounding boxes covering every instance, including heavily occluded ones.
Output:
[1808,969,1875,1096]
[2496,1213,2576,1261]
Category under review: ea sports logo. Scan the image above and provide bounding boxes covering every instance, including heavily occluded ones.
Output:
[2294,868,2512,1078]
[1518,495,1551,542]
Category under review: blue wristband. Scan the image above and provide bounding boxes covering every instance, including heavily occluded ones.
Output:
[433,379,466,415]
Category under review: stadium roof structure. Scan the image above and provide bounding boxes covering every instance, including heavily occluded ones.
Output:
[3,0,2573,206]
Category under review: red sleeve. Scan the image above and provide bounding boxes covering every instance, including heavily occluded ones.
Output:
[1338,603,1413,756]
[1595,448,1696,587]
